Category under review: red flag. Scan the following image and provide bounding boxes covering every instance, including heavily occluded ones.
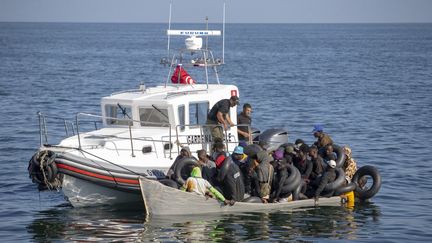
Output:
[171,65,196,84]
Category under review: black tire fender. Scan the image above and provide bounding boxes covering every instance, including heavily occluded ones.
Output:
[334,182,357,196]
[173,158,199,186]
[158,178,179,189]
[324,168,345,191]
[242,196,262,203]
[333,145,346,168]
[353,165,381,200]
[243,144,262,157]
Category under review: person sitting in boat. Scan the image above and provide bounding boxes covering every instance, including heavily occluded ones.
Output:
[254,151,274,203]
[166,146,194,180]
[237,103,253,144]
[312,124,333,154]
[231,146,253,196]
[284,145,296,164]
[342,146,358,183]
[214,153,245,202]
[314,160,337,201]
[197,149,217,184]
[323,144,337,163]
[293,144,312,181]
[206,96,239,143]
[269,149,289,202]
[308,145,324,183]
[183,167,234,206]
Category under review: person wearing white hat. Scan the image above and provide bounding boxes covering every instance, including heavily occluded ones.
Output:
[314,159,337,201]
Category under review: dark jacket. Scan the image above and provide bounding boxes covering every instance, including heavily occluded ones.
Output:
[314,167,336,197]
[270,159,289,200]
[310,156,324,180]
[217,158,245,201]
[237,112,252,140]
[294,158,312,179]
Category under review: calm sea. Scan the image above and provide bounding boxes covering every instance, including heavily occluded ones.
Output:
[1,22,432,242]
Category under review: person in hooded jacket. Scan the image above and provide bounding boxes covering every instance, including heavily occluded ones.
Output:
[314,160,337,201]
[269,149,290,202]
[254,151,274,203]
[214,153,245,201]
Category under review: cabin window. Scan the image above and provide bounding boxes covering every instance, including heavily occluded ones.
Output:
[139,107,169,127]
[189,102,209,126]
[105,104,133,126]
[178,105,185,131]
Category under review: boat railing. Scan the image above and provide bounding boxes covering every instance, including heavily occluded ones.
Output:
[174,123,252,154]
[37,112,174,159]
[37,111,101,146]
[75,113,173,158]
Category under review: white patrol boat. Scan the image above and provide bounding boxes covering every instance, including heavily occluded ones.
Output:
[28,3,380,210]
[28,3,252,208]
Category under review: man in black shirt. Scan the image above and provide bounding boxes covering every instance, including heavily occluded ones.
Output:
[206,96,239,142]
[237,103,252,144]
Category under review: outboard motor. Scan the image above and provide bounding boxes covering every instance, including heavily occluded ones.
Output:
[258,128,289,151]
[251,127,261,142]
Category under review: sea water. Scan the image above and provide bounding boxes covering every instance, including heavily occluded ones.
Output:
[0,23,431,242]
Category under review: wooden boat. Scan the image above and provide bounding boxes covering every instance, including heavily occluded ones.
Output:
[139,177,343,217]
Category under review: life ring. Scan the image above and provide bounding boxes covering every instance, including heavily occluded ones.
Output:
[158,178,179,189]
[333,145,346,168]
[324,168,345,191]
[334,182,357,196]
[352,165,381,200]
[173,158,199,186]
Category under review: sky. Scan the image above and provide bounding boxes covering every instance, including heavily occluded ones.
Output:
[1,0,431,23]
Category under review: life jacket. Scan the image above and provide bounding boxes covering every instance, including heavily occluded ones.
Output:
[171,65,196,84]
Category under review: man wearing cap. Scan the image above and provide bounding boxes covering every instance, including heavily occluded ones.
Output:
[314,159,337,200]
[312,124,333,150]
[206,96,239,142]
[231,146,252,195]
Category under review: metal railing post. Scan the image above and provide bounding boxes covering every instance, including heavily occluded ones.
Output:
[169,125,172,159]
[129,124,135,157]
[64,119,69,137]
[76,114,81,150]
[38,112,43,146]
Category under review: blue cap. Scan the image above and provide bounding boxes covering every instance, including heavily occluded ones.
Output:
[312,124,323,133]
[233,146,244,154]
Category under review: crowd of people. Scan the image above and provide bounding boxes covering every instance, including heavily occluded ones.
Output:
[168,96,358,205]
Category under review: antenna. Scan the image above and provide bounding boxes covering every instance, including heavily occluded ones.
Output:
[167,0,173,60]
[222,1,226,64]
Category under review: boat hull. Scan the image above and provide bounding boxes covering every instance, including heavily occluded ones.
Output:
[62,175,143,207]
[139,177,343,217]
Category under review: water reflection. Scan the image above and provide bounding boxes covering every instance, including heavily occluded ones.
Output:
[27,202,381,242]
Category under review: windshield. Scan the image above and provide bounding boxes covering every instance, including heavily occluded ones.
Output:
[139,107,169,127]
[105,104,133,126]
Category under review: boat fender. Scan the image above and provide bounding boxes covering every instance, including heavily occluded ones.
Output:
[173,158,199,186]
[352,165,381,200]
[217,156,233,182]
[243,144,262,158]
[158,178,179,189]
[324,168,346,191]
[280,165,302,194]
[334,182,357,196]
[333,145,346,168]
[241,196,262,203]
[283,163,301,188]
[292,180,305,201]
